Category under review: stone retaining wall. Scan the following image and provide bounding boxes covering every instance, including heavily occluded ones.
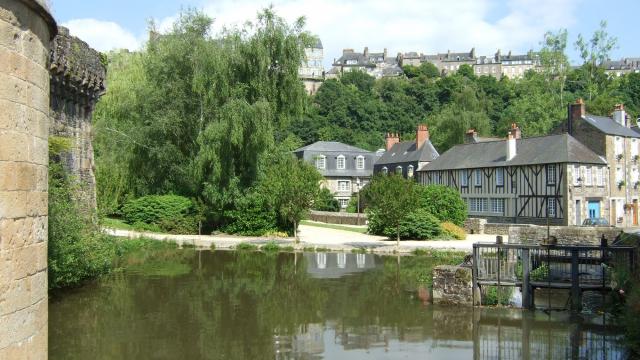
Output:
[508,225,621,246]
[0,1,56,358]
[432,265,477,306]
[307,210,367,226]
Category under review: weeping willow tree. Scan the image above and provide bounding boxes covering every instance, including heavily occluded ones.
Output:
[94,8,314,220]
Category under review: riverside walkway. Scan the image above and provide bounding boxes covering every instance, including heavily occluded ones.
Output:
[104,223,497,254]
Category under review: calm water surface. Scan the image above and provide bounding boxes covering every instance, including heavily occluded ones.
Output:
[49,250,626,359]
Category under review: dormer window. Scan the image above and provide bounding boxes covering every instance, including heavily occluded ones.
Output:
[382,167,388,174]
[356,155,365,170]
[396,166,403,175]
[337,155,345,170]
[316,155,326,170]
[407,165,414,178]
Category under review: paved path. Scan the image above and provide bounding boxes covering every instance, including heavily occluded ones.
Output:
[104,223,504,254]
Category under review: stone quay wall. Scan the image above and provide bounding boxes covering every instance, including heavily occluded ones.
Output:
[0,0,56,358]
[507,225,621,246]
[432,265,477,306]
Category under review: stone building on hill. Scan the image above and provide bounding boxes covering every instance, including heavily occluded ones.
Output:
[299,38,324,94]
[603,58,640,77]
[421,48,477,75]
[330,47,403,79]
[374,124,440,179]
[294,141,380,209]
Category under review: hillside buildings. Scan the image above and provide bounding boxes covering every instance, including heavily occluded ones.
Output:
[294,141,380,209]
[374,125,440,179]
[603,58,640,77]
[330,47,403,79]
[299,38,325,94]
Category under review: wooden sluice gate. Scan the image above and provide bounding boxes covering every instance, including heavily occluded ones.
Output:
[471,240,637,310]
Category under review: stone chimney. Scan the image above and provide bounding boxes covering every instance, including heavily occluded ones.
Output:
[383,48,388,59]
[508,123,521,139]
[343,48,354,55]
[506,133,517,161]
[363,47,369,57]
[613,104,627,127]
[568,98,585,135]
[385,132,400,151]
[416,124,429,149]
[464,129,478,144]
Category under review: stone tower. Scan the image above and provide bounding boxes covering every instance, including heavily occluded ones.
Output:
[0,0,56,358]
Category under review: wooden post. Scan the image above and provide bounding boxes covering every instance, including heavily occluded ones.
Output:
[497,247,501,305]
[571,249,582,312]
[522,248,532,309]
[472,245,478,306]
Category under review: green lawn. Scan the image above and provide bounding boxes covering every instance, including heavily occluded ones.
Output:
[101,217,134,230]
[300,220,368,234]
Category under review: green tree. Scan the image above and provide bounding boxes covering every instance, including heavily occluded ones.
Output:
[363,174,417,246]
[260,157,322,241]
[313,187,340,212]
[574,20,618,100]
[540,29,569,107]
[416,185,467,226]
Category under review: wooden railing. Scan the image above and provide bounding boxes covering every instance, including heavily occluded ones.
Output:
[472,242,637,310]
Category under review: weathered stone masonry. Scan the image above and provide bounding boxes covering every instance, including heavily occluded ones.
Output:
[49,26,106,214]
[0,0,56,358]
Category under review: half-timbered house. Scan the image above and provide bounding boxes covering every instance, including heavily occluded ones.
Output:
[418,125,608,225]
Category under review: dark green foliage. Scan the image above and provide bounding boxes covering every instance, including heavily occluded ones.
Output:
[222,192,278,236]
[313,188,340,212]
[483,286,513,306]
[416,185,467,226]
[121,195,198,234]
[368,209,441,240]
[236,243,259,251]
[48,161,116,289]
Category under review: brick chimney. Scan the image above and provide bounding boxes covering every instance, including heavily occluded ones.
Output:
[613,104,627,127]
[416,124,429,149]
[508,123,521,139]
[464,129,478,144]
[568,98,585,135]
[385,132,400,151]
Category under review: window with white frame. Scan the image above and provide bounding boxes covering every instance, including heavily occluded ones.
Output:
[615,137,624,156]
[585,166,593,186]
[336,155,346,170]
[337,180,351,192]
[315,155,326,169]
[491,198,505,214]
[469,198,488,213]
[356,156,365,170]
[616,167,623,183]
[573,165,581,185]
[496,168,504,186]
[337,253,346,269]
[633,167,639,184]
[407,165,414,178]
[474,169,482,187]
[460,169,468,187]
[547,198,556,217]
[632,139,639,158]
[338,198,349,208]
[382,167,388,174]
[396,166,403,175]
[546,164,556,184]
[597,167,605,186]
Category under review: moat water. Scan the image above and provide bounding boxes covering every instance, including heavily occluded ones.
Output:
[49,250,627,359]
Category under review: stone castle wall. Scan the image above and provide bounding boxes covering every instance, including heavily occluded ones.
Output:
[0,0,56,358]
[49,26,106,214]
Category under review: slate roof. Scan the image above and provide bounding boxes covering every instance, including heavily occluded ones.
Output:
[294,141,371,154]
[422,133,605,171]
[582,114,640,138]
[375,140,439,166]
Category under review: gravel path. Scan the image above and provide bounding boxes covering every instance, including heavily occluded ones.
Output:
[104,224,505,254]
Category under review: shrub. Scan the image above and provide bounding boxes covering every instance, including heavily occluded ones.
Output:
[222,192,278,236]
[313,188,340,212]
[369,209,442,240]
[441,222,466,240]
[483,285,513,306]
[416,185,467,226]
[261,241,281,252]
[236,243,258,251]
[48,162,116,289]
[122,195,198,234]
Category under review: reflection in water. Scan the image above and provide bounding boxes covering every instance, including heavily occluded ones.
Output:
[49,251,627,359]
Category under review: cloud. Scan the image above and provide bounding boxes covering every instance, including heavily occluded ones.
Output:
[185,0,580,68]
[61,18,142,52]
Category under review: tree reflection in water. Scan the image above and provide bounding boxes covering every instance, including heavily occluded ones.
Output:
[49,250,627,359]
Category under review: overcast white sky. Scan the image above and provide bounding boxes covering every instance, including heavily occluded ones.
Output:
[56,0,637,68]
